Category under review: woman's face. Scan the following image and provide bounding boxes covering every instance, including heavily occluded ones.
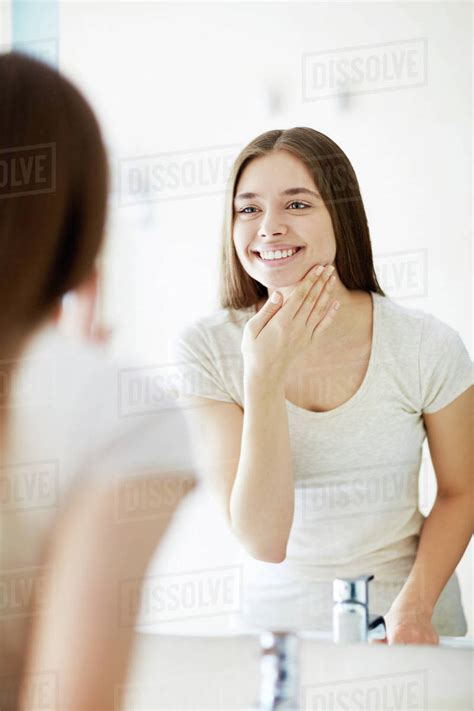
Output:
[233,150,337,294]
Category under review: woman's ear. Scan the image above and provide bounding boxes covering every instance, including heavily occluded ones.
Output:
[58,264,113,346]
[75,264,99,297]
[51,300,63,323]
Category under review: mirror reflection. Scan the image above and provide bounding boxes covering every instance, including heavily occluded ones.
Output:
[172,126,470,642]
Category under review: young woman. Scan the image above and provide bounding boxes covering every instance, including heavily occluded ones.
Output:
[175,127,473,644]
[0,53,194,709]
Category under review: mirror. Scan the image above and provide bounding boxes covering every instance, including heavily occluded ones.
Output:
[4,3,471,699]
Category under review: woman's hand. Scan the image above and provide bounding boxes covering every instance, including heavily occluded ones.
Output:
[372,606,439,645]
[241,263,340,382]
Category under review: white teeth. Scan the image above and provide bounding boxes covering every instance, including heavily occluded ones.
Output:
[259,248,298,260]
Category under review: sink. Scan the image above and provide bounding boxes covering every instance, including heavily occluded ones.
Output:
[122,623,473,710]
[299,635,473,710]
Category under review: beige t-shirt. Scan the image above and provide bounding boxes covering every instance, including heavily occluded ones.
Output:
[173,291,472,634]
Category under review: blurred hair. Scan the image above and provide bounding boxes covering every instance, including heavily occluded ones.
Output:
[0,52,108,439]
[218,126,385,309]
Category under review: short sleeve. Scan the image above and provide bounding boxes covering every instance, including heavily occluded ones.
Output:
[419,314,473,414]
[171,323,236,404]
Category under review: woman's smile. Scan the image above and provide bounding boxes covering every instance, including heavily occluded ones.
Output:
[252,245,306,267]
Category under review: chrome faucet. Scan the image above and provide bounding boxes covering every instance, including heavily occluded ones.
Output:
[255,631,299,710]
[252,579,385,710]
[333,573,386,643]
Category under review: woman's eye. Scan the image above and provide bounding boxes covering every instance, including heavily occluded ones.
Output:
[288,201,309,210]
[238,206,258,214]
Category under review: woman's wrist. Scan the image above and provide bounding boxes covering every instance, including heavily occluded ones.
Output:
[389,589,435,619]
[243,363,286,395]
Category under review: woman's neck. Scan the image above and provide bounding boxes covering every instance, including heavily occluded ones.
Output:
[256,286,372,354]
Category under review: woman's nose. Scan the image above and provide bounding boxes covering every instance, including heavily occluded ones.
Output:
[257,212,287,238]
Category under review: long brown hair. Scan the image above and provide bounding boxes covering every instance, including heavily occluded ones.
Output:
[0,52,108,438]
[218,127,385,309]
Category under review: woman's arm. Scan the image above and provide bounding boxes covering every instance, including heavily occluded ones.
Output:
[178,267,338,564]
[384,385,473,644]
[179,381,294,564]
[229,373,294,563]
[19,472,195,710]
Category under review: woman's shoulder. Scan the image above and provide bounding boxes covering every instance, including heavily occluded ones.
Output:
[374,290,425,326]
[172,307,251,406]
[374,292,472,412]
[375,292,464,343]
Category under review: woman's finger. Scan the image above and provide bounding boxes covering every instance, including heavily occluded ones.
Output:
[297,267,335,326]
[310,299,340,339]
[246,291,282,338]
[282,264,324,320]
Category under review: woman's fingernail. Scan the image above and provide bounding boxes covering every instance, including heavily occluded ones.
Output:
[315,265,324,275]
[270,291,281,303]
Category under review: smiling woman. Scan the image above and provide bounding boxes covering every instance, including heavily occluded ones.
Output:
[174,126,473,643]
[219,127,384,311]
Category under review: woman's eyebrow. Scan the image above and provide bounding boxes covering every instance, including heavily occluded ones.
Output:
[282,187,320,198]
[234,191,259,201]
[234,187,320,202]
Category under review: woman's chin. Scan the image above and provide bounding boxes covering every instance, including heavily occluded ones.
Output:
[262,279,298,290]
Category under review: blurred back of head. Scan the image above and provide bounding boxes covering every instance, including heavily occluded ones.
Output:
[0,52,108,436]
[0,52,108,356]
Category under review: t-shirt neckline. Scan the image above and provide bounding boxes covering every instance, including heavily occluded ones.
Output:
[250,291,380,419]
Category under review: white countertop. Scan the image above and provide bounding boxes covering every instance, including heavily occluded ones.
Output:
[123,627,473,710]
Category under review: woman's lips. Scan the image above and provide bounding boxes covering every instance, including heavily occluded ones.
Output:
[253,247,305,267]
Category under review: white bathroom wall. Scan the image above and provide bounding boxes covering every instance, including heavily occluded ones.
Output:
[57,1,472,353]
[56,1,472,635]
